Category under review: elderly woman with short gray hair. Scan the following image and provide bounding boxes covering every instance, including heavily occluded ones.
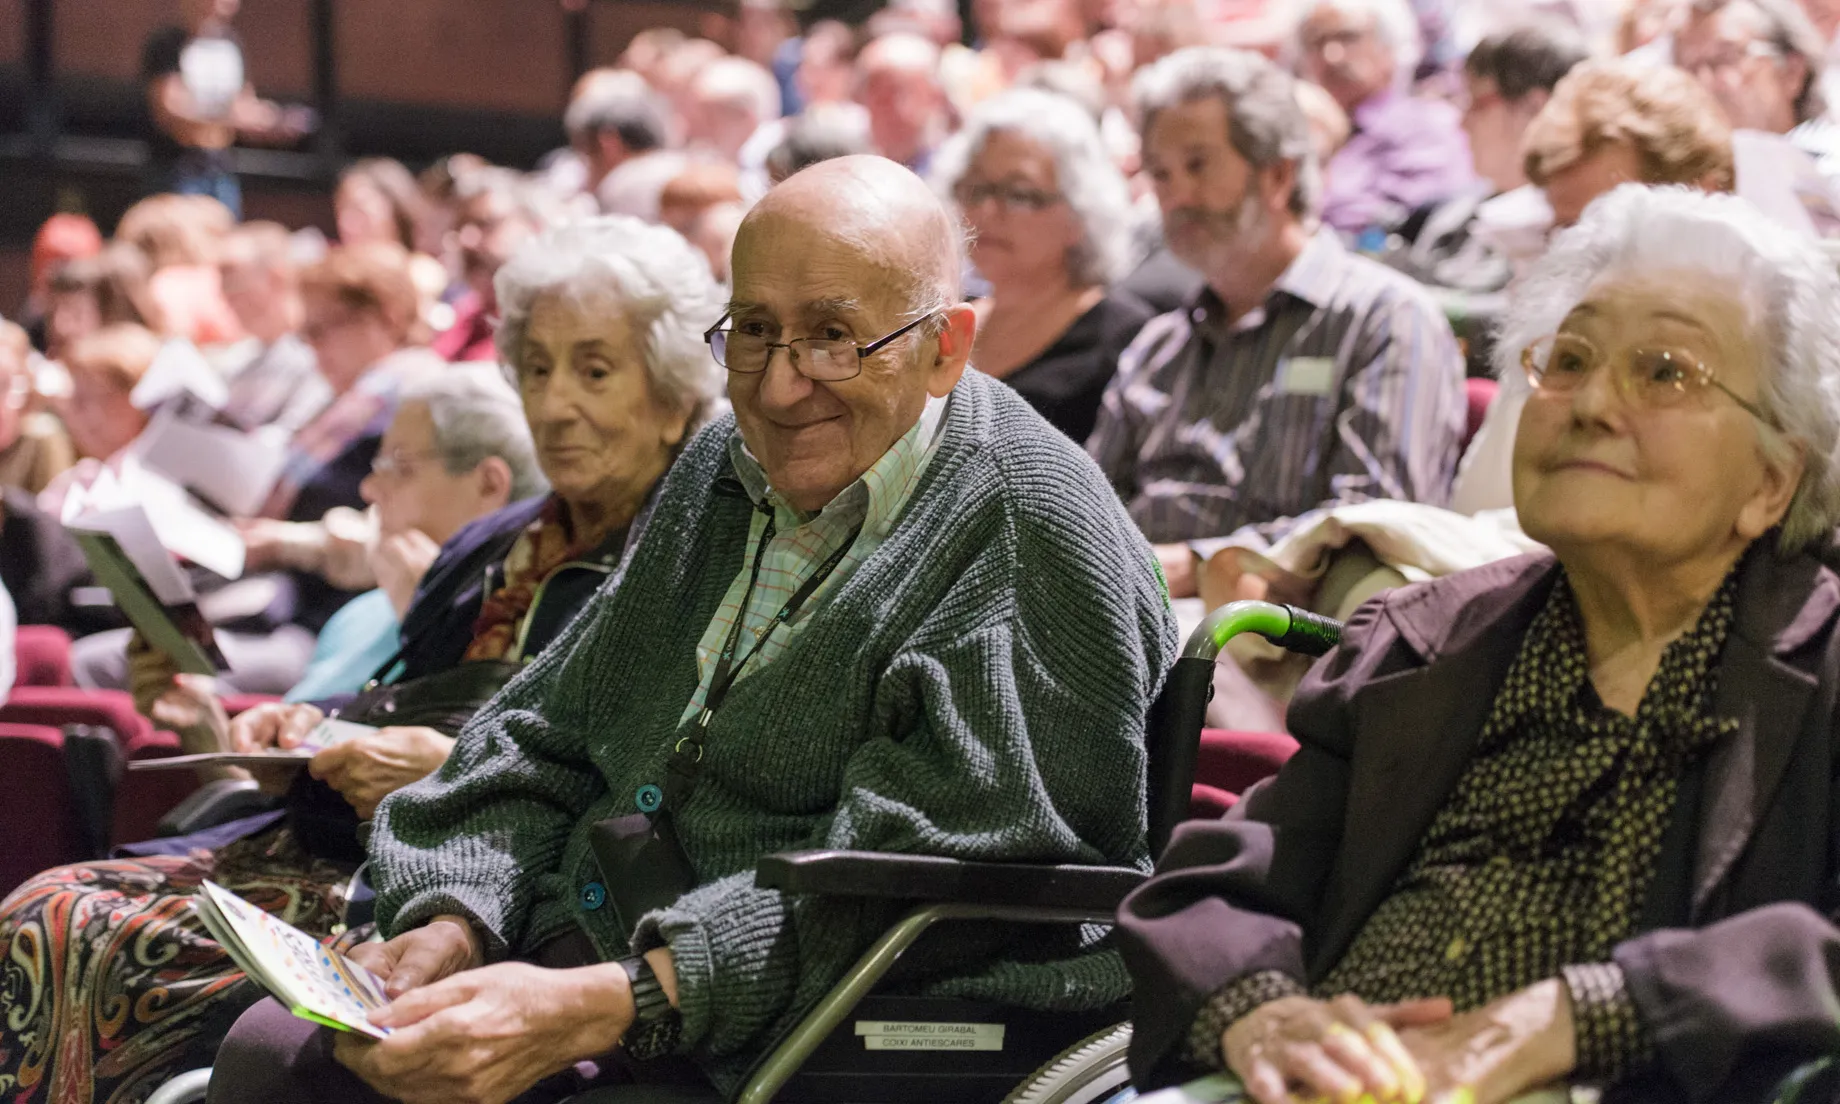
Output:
[931,87,1154,441]
[0,217,726,1104]
[1120,185,1840,1104]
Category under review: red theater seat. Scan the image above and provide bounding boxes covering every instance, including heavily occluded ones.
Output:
[0,723,87,899]
[14,625,73,688]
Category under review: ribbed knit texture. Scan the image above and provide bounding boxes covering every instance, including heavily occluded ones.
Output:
[370,372,1177,1092]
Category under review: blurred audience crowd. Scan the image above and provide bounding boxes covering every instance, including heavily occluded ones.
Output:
[5,0,1840,1098]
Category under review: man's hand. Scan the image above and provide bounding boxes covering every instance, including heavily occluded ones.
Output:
[373,529,442,619]
[309,726,455,818]
[1197,548,1315,613]
[332,960,634,1104]
[1155,543,1200,599]
[1223,993,1452,1104]
[1397,979,1576,1104]
[346,916,485,999]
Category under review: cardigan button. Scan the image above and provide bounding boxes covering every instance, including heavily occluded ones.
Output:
[636,785,664,813]
[580,882,607,911]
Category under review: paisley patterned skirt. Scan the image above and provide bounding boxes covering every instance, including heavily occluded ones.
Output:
[0,825,356,1104]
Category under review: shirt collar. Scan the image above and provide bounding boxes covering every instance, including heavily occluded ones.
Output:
[1185,227,1346,334]
[729,392,950,536]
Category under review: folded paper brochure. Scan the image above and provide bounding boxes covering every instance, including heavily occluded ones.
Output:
[193,880,392,1039]
[127,718,378,771]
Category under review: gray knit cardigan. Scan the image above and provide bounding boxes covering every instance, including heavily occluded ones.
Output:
[370,371,1178,1088]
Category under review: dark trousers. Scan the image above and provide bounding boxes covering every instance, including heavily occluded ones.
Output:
[207,934,720,1104]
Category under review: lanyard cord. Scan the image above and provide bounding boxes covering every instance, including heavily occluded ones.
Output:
[663,509,862,809]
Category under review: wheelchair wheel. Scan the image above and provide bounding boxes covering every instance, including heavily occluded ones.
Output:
[1003,1023,1135,1104]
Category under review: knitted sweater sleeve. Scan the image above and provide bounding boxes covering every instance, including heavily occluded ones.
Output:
[368,589,616,957]
[632,465,1178,1064]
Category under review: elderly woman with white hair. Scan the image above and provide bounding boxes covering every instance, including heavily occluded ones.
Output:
[0,217,724,1104]
[1120,185,1840,1104]
[931,87,1154,441]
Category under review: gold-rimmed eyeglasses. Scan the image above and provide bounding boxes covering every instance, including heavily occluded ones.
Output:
[1520,332,1772,423]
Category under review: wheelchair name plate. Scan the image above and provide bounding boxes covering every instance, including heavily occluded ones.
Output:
[853,1020,1006,1051]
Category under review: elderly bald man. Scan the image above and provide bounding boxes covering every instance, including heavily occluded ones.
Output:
[206,156,1176,1104]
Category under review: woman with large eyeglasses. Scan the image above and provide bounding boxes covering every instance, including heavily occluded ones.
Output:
[1118,185,1840,1104]
[928,88,1154,442]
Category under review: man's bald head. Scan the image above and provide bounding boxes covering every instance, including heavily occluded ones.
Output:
[742,154,962,314]
[724,154,975,514]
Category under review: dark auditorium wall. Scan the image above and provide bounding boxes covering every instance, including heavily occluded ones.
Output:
[0,0,712,315]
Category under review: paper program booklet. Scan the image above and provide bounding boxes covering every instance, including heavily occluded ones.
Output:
[127,717,379,771]
[65,505,229,676]
[193,880,392,1038]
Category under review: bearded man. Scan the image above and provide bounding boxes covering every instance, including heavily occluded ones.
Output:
[1087,47,1466,601]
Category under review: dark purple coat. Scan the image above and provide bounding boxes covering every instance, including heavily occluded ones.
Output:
[1118,548,1840,1102]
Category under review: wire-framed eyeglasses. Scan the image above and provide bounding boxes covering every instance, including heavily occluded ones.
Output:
[704,311,942,382]
[1520,332,1772,424]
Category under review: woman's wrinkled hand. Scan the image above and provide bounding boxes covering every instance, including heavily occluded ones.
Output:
[309,725,455,818]
[372,529,441,618]
[151,674,233,754]
[331,959,632,1104]
[227,701,325,793]
[1396,979,1576,1104]
[321,506,380,591]
[1223,993,1452,1104]
[126,630,180,717]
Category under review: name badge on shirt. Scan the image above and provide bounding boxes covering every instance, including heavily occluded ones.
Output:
[1278,356,1336,396]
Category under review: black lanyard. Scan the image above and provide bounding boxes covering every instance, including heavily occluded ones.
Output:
[664,510,861,808]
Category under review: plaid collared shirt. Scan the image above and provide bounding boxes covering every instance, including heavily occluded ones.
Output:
[679,394,949,722]
[1086,229,1466,554]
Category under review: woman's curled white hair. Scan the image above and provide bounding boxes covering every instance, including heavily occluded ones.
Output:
[929,88,1138,286]
[1492,184,1840,553]
[494,216,726,428]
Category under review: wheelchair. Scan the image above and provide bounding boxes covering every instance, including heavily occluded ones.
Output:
[145,600,1340,1104]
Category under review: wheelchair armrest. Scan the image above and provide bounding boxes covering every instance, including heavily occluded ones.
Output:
[155,778,284,838]
[755,850,1146,913]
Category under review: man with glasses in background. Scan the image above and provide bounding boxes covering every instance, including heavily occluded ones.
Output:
[210,154,1175,1104]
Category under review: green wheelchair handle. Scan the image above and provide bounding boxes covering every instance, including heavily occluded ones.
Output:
[1184,600,1343,662]
[1148,601,1342,858]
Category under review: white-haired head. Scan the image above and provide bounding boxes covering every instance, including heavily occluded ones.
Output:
[1494,184,1840,553]
[400,365,548,502]
[1291,0,1422,85]
[929,88,1137,286]
[494,216,726,430]
[691,56,782,124]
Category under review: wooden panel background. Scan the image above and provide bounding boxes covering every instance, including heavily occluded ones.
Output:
[53,0,313,96]
[0,0,24,68]
[586,0,708,67]
[336,0,570,115]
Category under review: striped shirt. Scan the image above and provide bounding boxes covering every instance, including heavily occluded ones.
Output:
[1086,228,1466,554]
[680,394,949,722]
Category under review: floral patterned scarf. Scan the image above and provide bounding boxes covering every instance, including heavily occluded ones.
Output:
[463,495,596,662]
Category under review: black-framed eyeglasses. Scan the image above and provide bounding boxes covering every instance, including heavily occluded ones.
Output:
[704,311,942,382]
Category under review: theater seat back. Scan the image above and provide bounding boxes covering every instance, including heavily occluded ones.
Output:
[0,724,86,900]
